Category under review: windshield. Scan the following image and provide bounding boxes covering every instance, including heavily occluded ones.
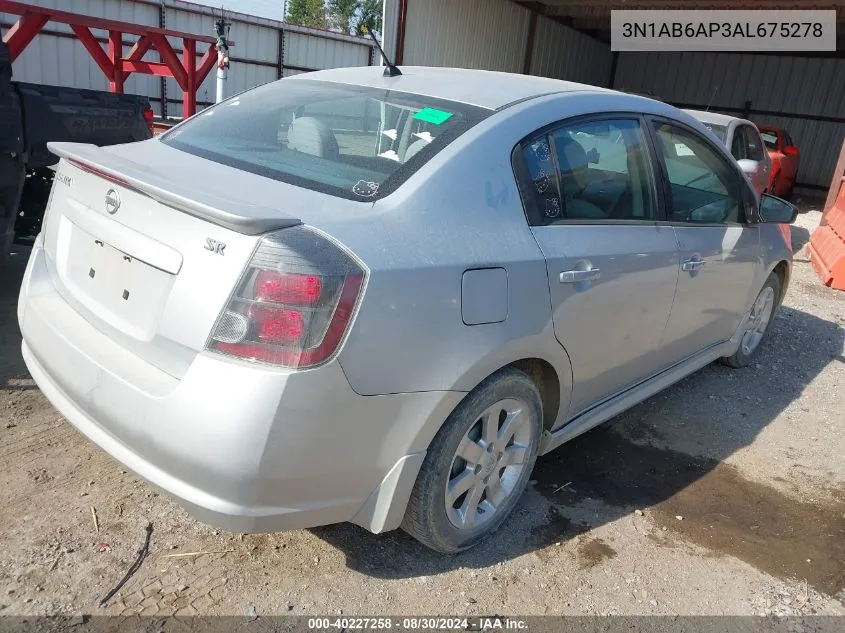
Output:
[759,130,779,150]
[161,80,491,201]
[698,121,728,144]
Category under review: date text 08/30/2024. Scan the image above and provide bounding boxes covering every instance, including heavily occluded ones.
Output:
[307,617,528,630]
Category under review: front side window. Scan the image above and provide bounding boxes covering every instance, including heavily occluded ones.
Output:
[652,121,743,224]
[516,118,656,225]
[162,80,490,201]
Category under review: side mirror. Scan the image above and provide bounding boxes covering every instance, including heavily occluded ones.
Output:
[737,158,759,176]
[586,147,600,164]
[759,193,797,224]
[783,145,799,157]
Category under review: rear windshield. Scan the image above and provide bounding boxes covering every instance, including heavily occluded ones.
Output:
[162,79,491,201]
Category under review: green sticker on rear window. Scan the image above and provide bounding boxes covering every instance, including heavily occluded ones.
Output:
[414,107,454,125]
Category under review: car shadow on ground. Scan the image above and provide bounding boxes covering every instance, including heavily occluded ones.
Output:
[791,225,811,253]
[313,303,845,595]
[0,259,30,390]
[3,254,843,595]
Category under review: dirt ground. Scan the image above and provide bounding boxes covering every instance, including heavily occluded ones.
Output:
[0,202,843,618]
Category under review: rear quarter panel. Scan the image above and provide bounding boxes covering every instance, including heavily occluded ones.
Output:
[332,91,709,403]
[332,100,563,398]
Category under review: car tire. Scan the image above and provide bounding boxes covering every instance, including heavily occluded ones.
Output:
[721,272,781,368]
[401,367,542,553]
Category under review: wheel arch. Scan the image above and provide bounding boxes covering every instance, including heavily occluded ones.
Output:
[351,347,573,536]
[771,259,791,305]
[449,337,574,437]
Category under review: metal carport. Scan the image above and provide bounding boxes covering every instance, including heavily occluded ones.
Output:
[382,0,845,194]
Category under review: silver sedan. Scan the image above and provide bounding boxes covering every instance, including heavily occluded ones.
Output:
[18,66,794,552]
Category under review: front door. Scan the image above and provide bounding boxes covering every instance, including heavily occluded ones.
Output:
[515,116,680,417]
[649,119,761,361]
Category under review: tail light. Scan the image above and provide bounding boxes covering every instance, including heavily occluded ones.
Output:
[206,226,366,369]
[143,106,155,135]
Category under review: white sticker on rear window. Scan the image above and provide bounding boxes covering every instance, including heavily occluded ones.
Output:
[352,180,379,197]
[534,141,551,162]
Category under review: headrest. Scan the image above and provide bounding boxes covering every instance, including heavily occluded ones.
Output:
[288,116,338,159]
[556,137,588,173]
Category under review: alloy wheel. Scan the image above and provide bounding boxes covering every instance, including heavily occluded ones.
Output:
[741,286,776,355]
[444,398,532,530]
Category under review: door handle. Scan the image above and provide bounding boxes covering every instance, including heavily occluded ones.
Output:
[560,268,601,283]
[681,260,706,272]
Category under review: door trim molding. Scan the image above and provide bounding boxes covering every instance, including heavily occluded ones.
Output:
[539,338,734,455]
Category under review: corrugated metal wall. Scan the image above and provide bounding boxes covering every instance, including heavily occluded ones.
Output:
[383,0,612,83]
[614,51,845,190]
[1,0,375,117]
[529,15,611,86]
[402,0,531,73]
[385,1,841,191]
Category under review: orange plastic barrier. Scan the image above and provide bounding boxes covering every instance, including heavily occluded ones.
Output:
[809,176,845,290]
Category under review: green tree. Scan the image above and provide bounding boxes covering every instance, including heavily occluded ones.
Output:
[327,0,358,33]
[326,0,382,36]
[286,0,328,29]
[357,0,382,36]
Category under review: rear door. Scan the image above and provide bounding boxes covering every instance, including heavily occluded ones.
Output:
[515,115,680,417]
[648,118,760,361]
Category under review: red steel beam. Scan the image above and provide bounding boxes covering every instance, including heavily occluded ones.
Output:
[3,11,48,60]
[148,33,188,90]
[69,24,112,77]
[196,44,218,87]
[125,35,152,63]
[108,30,124,93]
[120,60,172,77]
[0,0,235,119]
[182,38,196,118]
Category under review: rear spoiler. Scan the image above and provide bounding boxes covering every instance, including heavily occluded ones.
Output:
[48,142,302,236]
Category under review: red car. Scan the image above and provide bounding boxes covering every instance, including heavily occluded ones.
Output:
[757,125,800,199]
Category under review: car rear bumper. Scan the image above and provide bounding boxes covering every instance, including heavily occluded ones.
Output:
[18,241,463,533]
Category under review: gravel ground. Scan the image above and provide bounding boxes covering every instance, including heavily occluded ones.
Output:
[0,203,843,618]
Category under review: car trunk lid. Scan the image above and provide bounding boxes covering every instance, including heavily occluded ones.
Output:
[40,142,313,379]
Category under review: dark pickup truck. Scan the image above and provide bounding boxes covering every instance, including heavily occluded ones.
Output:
[0,40,153,260]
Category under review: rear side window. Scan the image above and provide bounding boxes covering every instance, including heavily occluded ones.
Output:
[760,129,779,151]
[162,80,490,201]
[652,121,742,224]
[515,118,656,225]
[743,126,765,161]
[730,128,745,160]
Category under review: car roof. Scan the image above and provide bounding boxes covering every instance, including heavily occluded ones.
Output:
[297,65,613,110]
[683,109,755,128]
